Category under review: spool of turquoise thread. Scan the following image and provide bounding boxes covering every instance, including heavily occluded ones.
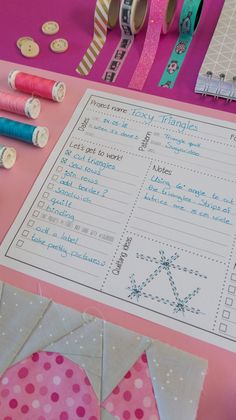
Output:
[0,117,49,148]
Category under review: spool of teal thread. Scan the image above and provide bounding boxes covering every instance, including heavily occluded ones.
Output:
[0,117,49,148]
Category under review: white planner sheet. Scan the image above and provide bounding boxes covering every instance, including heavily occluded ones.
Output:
[1,89,236,351]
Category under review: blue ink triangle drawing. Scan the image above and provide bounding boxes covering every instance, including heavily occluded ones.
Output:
[128,250,207,315]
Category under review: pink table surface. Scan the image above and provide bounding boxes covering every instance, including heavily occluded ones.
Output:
[0,0,236,115]
[0,59,236,420]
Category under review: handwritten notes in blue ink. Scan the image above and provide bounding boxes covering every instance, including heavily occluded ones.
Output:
[11,139,145,284]
[1,90,236,351]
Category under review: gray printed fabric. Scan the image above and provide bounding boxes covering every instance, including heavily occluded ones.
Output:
[101,321,152,400]
[101,408,116,420]
[14,301,85,365]
[0,282,49,375]
[147,341,208,420]
[44,317,103,400]
[0,280,207,418]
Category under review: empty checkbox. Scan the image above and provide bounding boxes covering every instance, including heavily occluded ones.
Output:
[228,285,236,295]
[222,310,230,319]
[22,230,29,238]
[225,297,233,306]
[52,175,59,181]
[43,192,49,199]
[231,273,236,282]
[47,183,54,190]
[38,201,45,209]
[33,211,39,218]
[27,220,35,227]
[219,323,227,333]
[16,240,24,248]
[57,166,63,172]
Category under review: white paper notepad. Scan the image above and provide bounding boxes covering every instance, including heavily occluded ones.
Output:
[195,0,236,100]
[1,89,236,351]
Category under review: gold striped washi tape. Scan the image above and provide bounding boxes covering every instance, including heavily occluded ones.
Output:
[76,0,120,76]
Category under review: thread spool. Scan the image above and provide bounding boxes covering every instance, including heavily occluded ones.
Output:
[0,144,16,169]
[0,118,49,148]
[8,70,66,103]
[0,91,41,119]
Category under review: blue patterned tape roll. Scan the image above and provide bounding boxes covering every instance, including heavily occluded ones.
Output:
[159,0,203,89]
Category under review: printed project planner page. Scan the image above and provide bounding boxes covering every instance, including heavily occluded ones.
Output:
[1,90,236,351]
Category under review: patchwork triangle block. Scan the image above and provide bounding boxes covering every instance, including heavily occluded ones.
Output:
[0,280,207,419]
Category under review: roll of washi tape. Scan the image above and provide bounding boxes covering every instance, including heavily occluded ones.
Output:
[0,144,16,169]
[76,0,120,76]
[159,0,204,88]
[129,0,177,90]
[8,71,66,102]
[0,91,41,119]
[103,0,148,83]
[0,118,49,148]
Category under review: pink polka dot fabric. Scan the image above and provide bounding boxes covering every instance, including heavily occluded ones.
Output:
[102,352,160,420]
[0,351,99,420]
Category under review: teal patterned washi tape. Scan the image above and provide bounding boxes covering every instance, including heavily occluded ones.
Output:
[159,0,203,88]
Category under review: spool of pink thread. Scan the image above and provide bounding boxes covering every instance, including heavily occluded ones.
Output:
[0,91,41,119]
[8,70,66,103]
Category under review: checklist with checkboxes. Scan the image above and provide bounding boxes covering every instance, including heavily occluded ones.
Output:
[1,89,236,352]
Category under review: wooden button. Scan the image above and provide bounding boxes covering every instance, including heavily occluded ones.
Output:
[21,41,40,58]
[42,21,59,35]
[50,38,68,53]
[16,36,34,49]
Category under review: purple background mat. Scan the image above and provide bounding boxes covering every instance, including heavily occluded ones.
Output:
[1,0,235,114]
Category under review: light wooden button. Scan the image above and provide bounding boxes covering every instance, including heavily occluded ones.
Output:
[16,36,34,49]
[42,21,59,35]
[50,38,68,53]
[21,40,40,58]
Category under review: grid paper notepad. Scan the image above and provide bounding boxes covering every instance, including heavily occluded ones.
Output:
[195,0,236,101]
